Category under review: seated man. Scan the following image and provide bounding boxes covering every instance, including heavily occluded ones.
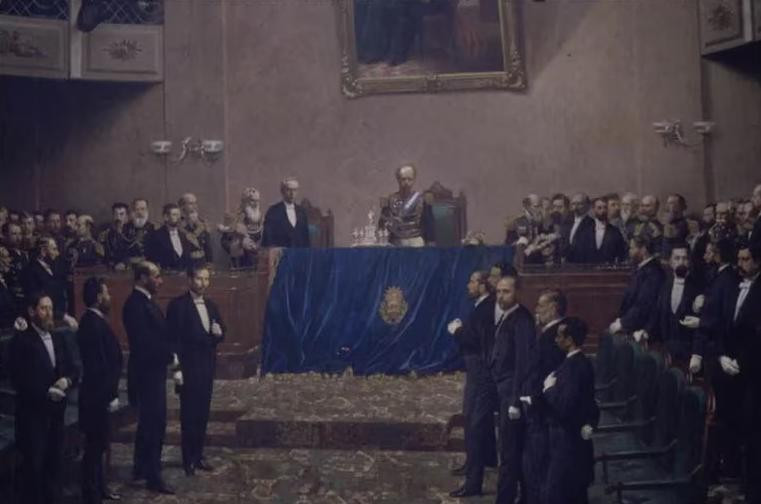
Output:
[379,164,434,247]
[124,198,156,264]
[179,193,213,265]
[219,187,263,268]
[505,194,546,246]
[66,215,105,268]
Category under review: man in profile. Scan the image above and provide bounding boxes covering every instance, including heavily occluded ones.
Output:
[123,261,175,494]
[78,277,123,504]
[167,265,225,476]
[261,177,311,248]
[380,164,434,247]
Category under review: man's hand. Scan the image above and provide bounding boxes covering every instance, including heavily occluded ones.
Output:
[172,371,184,386]
[543,372,557,392]
[632,329,648,343]
[170,353,180,370]
[447,319,463,335]
[508,406,521,420]
[692,295,705,314]
[581,424,594,440]
[516,236,530,247]
[719,356,740,376]
[519,396,532,407]
[48,386,66,402]
[53,377,70,392]
[108,398,120,413]
[211,322,223,337]
[609,319,623,334]
[689,354,702,374]
[14,317,28,331]
[63,314,79,330]
[679,316,700,329]
[114,262,127,272]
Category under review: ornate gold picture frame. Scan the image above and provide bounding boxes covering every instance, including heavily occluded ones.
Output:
[337,0,526,98]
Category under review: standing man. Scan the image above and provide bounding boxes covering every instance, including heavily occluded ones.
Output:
[8,293,79,504]
[379,165,435,247]
[543,317,599,504]
[572,196,627,264]
[564,193,593,263]
[261,177,311,248]
[20,236,72,322]
[78,277,123,504]
[749,184,761,248]
[123,261,175,494]
[146,203,192,271]
[520,289,568,504]
[167,265,226,476]
[447,270,496,477]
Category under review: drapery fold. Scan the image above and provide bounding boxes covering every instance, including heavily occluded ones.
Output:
[262,246,513,375]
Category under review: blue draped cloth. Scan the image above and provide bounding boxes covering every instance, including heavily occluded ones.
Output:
[262,246,513,375]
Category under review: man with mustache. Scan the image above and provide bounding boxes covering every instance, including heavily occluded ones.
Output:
[124,198,156,264]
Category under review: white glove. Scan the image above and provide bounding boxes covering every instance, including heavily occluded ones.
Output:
[543,372,557,392]
[447,319,463,335]
[581,424,594,440]
[47,386,66,402]
[508,406,521,420]
[689,354,702,374]
[173,370,184,386]
[14,317,28,331]
[632,330,648,343]
[108,398,120,412]
[53,377,70,391]
[609,319,623,334]
[114,262,127,271]
[519,396,532,406]
[719,355,740,376]
[516,236,530,247]
[679,316,700,329]
[63,313,79,330]
[211,321,223,337]
[692,295,705,314]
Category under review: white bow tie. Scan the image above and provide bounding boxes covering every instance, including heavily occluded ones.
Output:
[740,280,752,290]
[673,278,685,286]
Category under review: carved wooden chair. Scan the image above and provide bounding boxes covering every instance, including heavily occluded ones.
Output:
[424,181,467,247]
[301,199,334,248]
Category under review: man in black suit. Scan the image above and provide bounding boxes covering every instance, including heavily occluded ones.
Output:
[167,265,226,476]
[572,196,627,264]
[543,317,599,504]
[99,203,131,270]
[78,277,123,504]
[0,245,18,328]
[641,243,703,366]
[609,235,666,335]
[564,193,594,263]
[20,236,72,322]
[261,177,310,248]
[750,184,761,249]
[520,289,568,504]
[712,242,761,487]
[123,261,175,494]
[146,203,192,272]
[8,292,79,504]
[447,270,496,477]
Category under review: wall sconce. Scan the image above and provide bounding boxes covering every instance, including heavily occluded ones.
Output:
[149,137,224,162]
[652,119,714,147]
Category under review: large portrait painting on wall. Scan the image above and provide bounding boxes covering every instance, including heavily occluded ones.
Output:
[337,0,526,97]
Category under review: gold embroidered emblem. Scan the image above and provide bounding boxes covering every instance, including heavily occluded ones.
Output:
[379,286,408,325]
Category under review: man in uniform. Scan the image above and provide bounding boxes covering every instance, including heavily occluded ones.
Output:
[379,164,434,247]
[99,203,131,270]
[179,193,213,265]
[124,198,155,264]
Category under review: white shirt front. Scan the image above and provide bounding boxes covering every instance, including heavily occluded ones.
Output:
[671,278,685,314]
[135,286,152,300]
[169,228,183,257]
[285,202,297,228]
[594,219,606,250]
[33,323,56,368]
[191,293,210,332]
[570,216,584,244]
[734,273,759,321]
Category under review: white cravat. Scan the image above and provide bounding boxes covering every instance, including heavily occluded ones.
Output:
[285,202,297,228]
[671,278,685,314]
[570,216,583,244]
[33,323,56,368]
[595,219,606,250]
[192,294,210,332]
[169,228,183,257]
[734,275,758,321]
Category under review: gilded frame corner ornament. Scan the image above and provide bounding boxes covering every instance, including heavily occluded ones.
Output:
[337,0,526,98]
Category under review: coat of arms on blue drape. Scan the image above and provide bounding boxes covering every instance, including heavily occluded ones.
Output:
[262,246,514,375]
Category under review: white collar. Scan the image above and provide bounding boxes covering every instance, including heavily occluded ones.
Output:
[719,264,731,272]
[284,201,295,209]
[38,258,52,271]
[574,215,584,222]
[594,218,606,227]
[168,227,179,234]
[501,303,520,319]
[134,286,152,300]
[542,318,563,332]
[31,322,50,338]
[673,277,686,285]
[190,291,205,303]
[87,307,104,318]
[567,349,582,359]
[638,256,655,269]
[475,294,489,307]
[740,273,759,287]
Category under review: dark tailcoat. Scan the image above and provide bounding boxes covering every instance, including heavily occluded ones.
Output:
[146,225,192,271]
[749,216,761,249]
[572,219,627,264]
[0,276,18,329]
[77,309,123,504]
[618,258,666,333]
[8,326,79,504]
[544,351,599,504]
[20,259,68,318]
[261,202,310,248]
[166,292,225,468]
[122,289,173,485]
[646,274,704,364]
[696,265,739,358]
[564,215,594,264]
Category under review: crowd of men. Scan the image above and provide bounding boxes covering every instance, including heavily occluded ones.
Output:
[8,262,225,503]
